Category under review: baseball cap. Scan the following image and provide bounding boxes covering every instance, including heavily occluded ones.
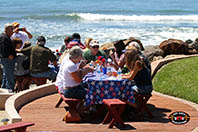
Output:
[90,40,99,47]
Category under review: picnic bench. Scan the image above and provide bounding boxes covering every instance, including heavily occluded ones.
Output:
[15,75,47,92]
[103,99,126,128]
[0,122,34,132]
[55,87,81,123]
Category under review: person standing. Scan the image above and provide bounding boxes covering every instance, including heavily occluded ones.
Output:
[0,23,16,93]
[11,22,32,49]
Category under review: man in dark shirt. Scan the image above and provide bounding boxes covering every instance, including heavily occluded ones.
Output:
[0,23,16,93]
[17,36,58,81]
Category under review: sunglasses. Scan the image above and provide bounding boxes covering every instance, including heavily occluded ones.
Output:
[92,45,99,49]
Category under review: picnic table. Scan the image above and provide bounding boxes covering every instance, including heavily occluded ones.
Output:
[83,72,136,106]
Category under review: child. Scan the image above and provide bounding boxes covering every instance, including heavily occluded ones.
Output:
[13,38,30,92]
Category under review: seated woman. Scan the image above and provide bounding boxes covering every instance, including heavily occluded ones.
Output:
[55,46,94,98]
[126,42,151,74]
[122,46,153,95]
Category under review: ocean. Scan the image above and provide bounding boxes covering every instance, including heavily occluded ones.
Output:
[1,0,198,51]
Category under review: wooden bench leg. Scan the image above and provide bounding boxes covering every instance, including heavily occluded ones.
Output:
[55,97,63,108]
[103,110,111,124]
[136,95,153,118]
[63,100,81,122]
[102,99,126,128]
[142,96,153,118]
[108,105,126,128]
[15,127,27,132]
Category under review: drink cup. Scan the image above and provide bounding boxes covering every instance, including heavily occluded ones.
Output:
[102,67,107,74]
[3,121,8,125]
[1,118,9,125]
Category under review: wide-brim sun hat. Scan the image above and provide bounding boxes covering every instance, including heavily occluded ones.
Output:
[12,22,20,27]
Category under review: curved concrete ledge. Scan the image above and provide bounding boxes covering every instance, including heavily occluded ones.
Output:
[5,83,56,123]
[0,89,14,110]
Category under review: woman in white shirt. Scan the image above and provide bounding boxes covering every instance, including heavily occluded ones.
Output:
[56,46,93,99]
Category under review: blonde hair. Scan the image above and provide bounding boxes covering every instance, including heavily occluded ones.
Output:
[58,49,69,64]
[125,47,141,70]
[84,38,93,49]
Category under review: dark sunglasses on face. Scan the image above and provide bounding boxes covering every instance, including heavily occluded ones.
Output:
[92,45,99,49]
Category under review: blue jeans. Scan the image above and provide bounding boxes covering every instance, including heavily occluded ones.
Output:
[30,69,57,81]
[1,58,16,91]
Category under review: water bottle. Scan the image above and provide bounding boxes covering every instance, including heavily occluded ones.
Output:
[117,67,122,80]
[107,58,112,74]
[107,65,111,74]
[96,64,101,77]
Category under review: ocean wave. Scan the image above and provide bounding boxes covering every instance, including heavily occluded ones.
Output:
[158,9,196,14]
[20,14,81,20]
[68,13,198,21]
[9,13,198,22]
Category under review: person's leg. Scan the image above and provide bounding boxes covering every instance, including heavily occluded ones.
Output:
[1,68,6,88]
[1,58,16,92]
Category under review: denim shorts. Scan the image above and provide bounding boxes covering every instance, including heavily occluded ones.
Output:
[63,85,86,99]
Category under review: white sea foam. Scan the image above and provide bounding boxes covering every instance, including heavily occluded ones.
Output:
[68,13,198,22]
[9,15,198,51]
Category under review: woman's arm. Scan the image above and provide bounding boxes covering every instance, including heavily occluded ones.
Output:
[110,52,125,70]
[122,60,143,80]
[122,69,138,80]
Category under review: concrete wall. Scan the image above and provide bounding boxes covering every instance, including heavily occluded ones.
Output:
[0,89,13,110]
[5,83,57,123]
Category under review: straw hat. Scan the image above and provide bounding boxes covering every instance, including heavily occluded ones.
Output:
[12,22,20,27]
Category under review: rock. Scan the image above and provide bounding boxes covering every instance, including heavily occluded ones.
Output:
[143,45,164,61]
[159,38,189,56]
[152,56,164,61]
[191,38,198,51]
[123,36,145,51]
[185,39,193,45]
[100,42,115,51]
